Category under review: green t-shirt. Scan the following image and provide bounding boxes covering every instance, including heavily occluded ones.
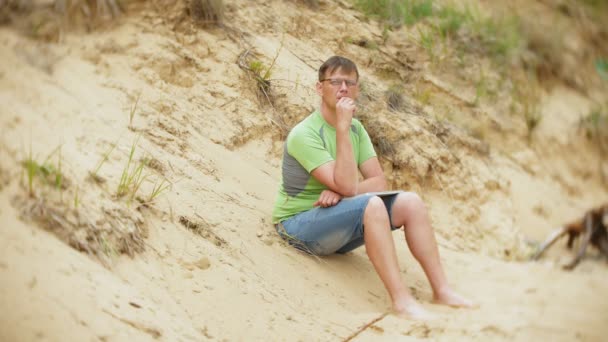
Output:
[272,110,377,223]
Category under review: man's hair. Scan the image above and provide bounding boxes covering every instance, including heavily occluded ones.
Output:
[318,56,359,81]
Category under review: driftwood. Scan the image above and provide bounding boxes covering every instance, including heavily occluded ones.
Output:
[532,204,608,270]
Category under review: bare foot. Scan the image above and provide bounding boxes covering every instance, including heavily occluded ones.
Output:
[433,287,477,308]
[393,299,437,320]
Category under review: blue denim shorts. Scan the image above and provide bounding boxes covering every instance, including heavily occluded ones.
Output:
[275,192,403,256]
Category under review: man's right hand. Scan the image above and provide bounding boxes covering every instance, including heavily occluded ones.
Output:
[336,97,356,131]
[313,189,343,208]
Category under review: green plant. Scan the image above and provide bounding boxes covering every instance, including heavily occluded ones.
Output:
[381,24,390,43]
[437,5,469,40]
[73,185,80,209]
[596,58,608,81]
[249,60,271,82]
[473,70,495,106]
[580,106,608,138]
[353,0,433,27]
[413,87,432,106]
[238,43,282,106]
[99,234,118,259]
[473,14,522,60]
[113,137,171,205]
[22,144,65,197]
[147,178,171,204]
[23,143,36,197]
[252,44,281,90]
[128,91,141,130]
[408,0,433,24]
[248,59,273,103]
[417,26,436,59]
[116,137,147,203]
[56,145,63,200]
[90,140,118,182]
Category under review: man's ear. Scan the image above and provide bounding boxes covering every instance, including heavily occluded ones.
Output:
[315,82,323,96]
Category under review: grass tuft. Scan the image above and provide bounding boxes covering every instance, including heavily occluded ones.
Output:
[90,140,118,183]
[249,59,273,99]
[511,75,542,139]
[128,91,141,131]
[595,58,608,81]
[580,105,608,142]
[237,45,282,107]
[579,104,608,185]
[190,0,224,27]
[22,144,67,197]
[354,1,523,67]
[116,137,147,203]
[354,0,434,28]
[147,178,171,204]
[436,5,469,40]
[292,0,319,9]
[385,84,405,112]
[417,26,437,61]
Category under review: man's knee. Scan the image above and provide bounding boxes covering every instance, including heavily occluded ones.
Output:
[397,192,427,213]
[364,195,389,221]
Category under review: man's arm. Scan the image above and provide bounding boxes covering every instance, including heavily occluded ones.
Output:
[356,157,387,194]
[311,97,358,196]
[312,156,386,197]
[311,159,357,197]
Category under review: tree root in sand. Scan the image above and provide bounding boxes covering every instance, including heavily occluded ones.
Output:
[341,312,388,342]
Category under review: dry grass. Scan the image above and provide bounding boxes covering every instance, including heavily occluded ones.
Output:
[0,0,31,24]
[0,164,9,191]
[385,84,405,112]
[519,20,567,86]
[55,0,122,19]
[510,75,542,139]
[364,118,396,158]
[1,0,123,41]
[579,104,608,185]
[189,0,223,27]
[237,48,281,107]
[16,142,147,265]
[17,194,146,266]
[292,0,319,9]
[179,215,226,247]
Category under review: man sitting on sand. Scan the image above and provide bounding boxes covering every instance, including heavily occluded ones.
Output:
[272,56,474,319]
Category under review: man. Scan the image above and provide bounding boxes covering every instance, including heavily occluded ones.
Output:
[272,56,474,319]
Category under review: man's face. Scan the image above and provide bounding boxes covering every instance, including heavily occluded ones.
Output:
[316,68,359,111]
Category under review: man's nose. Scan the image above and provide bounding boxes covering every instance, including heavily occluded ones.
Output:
[339,81,349,91]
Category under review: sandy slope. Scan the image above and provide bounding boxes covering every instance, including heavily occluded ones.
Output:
[1,0,607,341]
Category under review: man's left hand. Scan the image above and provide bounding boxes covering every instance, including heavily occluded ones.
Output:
[313,190,343,208]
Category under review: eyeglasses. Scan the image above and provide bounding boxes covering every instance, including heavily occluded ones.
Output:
[320,78,358,87]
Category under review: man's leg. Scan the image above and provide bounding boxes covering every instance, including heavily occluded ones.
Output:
[363,196,433,318]
[390,192,474,308]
